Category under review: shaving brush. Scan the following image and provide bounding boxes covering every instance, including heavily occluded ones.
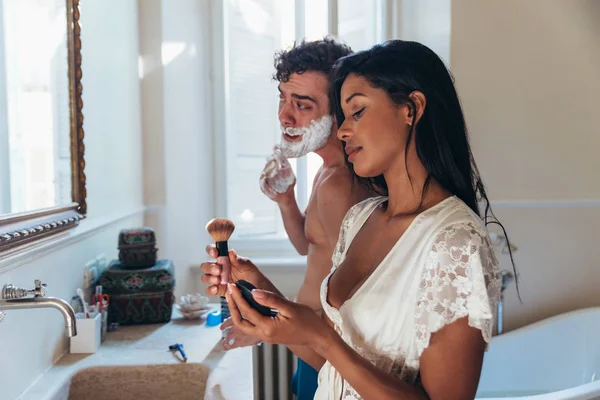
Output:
[206,218,235,322]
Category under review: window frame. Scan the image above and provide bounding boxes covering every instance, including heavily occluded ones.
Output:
[210,0,391,257]
[0,0,87,255]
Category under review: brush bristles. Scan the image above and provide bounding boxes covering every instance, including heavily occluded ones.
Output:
[205,218,235,242]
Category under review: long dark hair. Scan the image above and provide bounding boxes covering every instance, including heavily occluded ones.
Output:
[330,40,518,289]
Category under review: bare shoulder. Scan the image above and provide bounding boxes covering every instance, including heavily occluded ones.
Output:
[316,166,354,202]
[320,167,370,201]
[315,166,371,232]
[311,165,325,191]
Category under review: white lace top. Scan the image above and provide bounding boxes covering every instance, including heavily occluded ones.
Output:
[314,196,501,400]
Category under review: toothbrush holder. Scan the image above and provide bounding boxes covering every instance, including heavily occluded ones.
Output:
[70,312,102,354]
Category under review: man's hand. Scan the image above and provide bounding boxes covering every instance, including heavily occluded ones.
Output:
[260,146,296,204]
[200,246,262,296]
[220,318,263,350]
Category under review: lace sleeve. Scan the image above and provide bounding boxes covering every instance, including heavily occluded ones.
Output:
[414,221,501,357]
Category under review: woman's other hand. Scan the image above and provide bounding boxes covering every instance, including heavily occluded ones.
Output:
[200,247,261,296]
[225,283,332,349]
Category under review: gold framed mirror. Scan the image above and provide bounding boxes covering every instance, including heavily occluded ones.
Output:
[0,0,86,253]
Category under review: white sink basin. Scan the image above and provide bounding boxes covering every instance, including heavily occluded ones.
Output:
[67,363,209,400]
[19,307,253,400]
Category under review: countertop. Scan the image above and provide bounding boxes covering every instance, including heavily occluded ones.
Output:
[19,306,253,400]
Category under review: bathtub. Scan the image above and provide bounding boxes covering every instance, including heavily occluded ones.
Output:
[475,307,600,400]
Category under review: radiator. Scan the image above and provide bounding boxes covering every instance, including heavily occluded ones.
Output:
[253,343,297,400]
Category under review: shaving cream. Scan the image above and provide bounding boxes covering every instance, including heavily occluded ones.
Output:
[279,114,333,158]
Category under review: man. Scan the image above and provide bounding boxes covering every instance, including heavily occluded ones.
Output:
[219,37,371,399]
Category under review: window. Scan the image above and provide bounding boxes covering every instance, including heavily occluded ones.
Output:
[212,0,386,255]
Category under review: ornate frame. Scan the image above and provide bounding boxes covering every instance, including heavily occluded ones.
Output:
[0,0,86,253]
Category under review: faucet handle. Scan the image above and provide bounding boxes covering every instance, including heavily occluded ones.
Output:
[1,280,47,299]
[33,280,47,297]
[1,284,26,299]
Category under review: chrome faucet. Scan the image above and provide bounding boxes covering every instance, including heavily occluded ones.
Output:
[0,279,77,337]
[496,270,514,335]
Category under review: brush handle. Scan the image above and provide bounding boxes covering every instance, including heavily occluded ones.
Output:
[217,255,231,285]
[220,296,230,322]
[214,241,231,323]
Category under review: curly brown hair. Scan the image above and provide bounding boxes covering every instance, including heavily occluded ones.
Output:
[273,36,352,83]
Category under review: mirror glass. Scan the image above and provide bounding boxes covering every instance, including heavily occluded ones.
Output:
[0,0,71,216]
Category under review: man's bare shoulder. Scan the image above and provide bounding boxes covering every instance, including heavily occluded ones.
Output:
[310,166,371,246]
[316,166,371,211]
[321,165,370,194]
[317,166,351,195]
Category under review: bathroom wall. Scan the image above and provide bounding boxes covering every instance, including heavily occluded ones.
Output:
[0,0,144,398]
[139,0,215,299]
[451,0,600,331]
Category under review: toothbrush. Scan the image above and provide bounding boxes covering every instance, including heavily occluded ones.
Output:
[76,288,90,318]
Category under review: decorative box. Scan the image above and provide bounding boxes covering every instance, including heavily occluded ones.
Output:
[99,259,175,325]
[118,227,158,268]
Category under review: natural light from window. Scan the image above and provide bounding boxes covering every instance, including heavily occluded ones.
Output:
[218,0,384,246]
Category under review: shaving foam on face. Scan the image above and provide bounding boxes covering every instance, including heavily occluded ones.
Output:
[279,114,333,158]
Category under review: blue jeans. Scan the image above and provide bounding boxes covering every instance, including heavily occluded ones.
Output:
[290,358,319,399]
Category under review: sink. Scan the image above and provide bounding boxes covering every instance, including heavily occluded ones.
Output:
[20,309,253,400]
[67,363,209,400]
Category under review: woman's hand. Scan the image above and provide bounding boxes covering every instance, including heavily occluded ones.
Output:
[225,283,333,349]
[220,318,263,350]
[200,247,262,296]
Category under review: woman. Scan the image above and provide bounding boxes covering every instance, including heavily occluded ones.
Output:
[202,40,506,399]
